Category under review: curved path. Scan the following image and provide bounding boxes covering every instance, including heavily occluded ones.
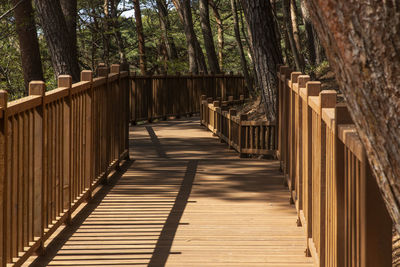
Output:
[29,118,314,267]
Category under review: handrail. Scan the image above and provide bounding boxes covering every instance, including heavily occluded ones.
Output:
[130,73,246,124]
[0,64,130,267]
[200,95,276,157]
[277,66,392,266]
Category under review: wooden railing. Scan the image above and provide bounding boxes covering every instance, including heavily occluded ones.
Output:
[277,66,392,266]
[0,64,130,267]
[200,95,276,157]
[130,73,245,123]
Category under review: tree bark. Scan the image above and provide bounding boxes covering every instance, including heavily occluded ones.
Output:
[13,0,44,92]
[156,0,178,60]
[199,0,220,73]
[103,0,111,64]
[172,0,207,73]
[60,0,78,66]
[240,0,283,121]
[209,0,224,70]
[300,0,316,66]
[305,0,400,234]
[133,0,147,74]
[282,0,304,72]
[230,0,253,96]
[34,0,80,82]
[290,0,305,67]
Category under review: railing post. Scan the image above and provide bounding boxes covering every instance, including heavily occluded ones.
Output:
[0,90,7,267]
[200,95,207,125]
[28,81,45,254]
[228,109,236,149]
[57,75,73,222]
[239,114,247,158]
[81,71,94,195]
[295,75,310,218]
[301,80,321,256]
[213,101,220,136]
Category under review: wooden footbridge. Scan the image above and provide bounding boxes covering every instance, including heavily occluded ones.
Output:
[0,65,393,266]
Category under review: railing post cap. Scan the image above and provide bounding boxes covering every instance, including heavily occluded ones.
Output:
[80,70,93,82]
[298,75,311,88]
[201,95,207,100]
[320,90,337,108]
[290,72,303,83]
[0,90,8,108]
[29,81,46,96]
[213,100,220,107]
[335,102,354,124]
[240,95,245,101]
[58,75,72,88]
[97,65,109,77]
[228,96,234,102]
[207,97,213,103]
[110,64,121,73]
[305,81,321,97]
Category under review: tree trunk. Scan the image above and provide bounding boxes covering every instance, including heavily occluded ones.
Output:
[304,0,400,234]
[282,0,304,72]
[290,0,305,67]
[240,0,282,121]
[60,0,78,67]
[300,0,316,66]
[209,0,224,70]
[34,0,80,82]
[156,0,178,60]
[231,0,253,96]
[133,0,147,74]
[172,0,207,73]
[13,0,44,93]
[199,0,220,73]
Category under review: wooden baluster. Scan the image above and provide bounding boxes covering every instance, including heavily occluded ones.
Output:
[239,114,247,158]
[0,90,7,266]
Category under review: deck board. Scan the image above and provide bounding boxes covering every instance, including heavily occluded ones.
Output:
[28,118,314,267]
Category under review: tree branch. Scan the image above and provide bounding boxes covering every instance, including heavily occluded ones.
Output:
[0,0,25,21]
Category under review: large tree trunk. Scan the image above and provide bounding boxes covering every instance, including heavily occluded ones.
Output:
[133,0,147,74]
[60,0,78,66]
[209,0,224,71]
[230,0,253,96]
[300,0,316,66]
[13,0,44,92]
[282,0,304,72]
[290,0,305,67]
[172,0,207,73]
[240,0,283,121]
[34,0,80,82]
[199,0,220,73]
[156,0,178,60]
[304,0,400,234]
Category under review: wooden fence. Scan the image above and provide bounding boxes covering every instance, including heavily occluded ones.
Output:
[200,95,276,157]
[130,73,245,123]
[0,64,130,267]
[277,66,392,266]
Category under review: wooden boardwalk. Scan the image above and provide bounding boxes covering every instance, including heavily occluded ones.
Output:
[28,118,314,267]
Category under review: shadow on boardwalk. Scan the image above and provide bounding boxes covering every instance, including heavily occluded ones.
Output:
[28,117,313,267]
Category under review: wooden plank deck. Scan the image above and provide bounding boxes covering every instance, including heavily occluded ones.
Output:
[28,117,314,267]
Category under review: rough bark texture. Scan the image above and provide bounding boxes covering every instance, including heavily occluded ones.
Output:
[290,0,305,68]
[209,0,224,70]
[230,0,253,96]
[172,0,207,73]
[300,0,316,65]
[34,0,80,82]
[133,0,147,74]
[283,0,304,72]
[103,0,111,64]
[60,0,78,67]
[240,0,283,121]
[13,0,44,92]
[199,0,220,73]
[305,0,400,233]
[156,0,178,60]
